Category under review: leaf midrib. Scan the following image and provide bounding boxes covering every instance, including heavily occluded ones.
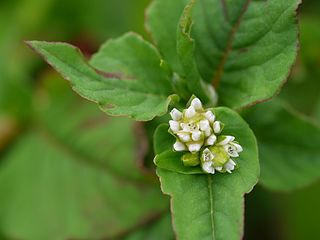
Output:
[211,0,251,87]
[207,175,215,240]
[38,46,170,99]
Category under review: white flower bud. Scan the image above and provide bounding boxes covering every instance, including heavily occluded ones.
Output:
[185,106,196,119]
[204,128,212,137]
[188,143,201,152]
[199,119,210,131]
[191,131,202,141]
[177,132,191,142]
[204,111,215,123]
[218,135,235,146]
[202,148,214,162]
[225,159,236,173]
[224,145,239,157]
[168,97,243,174]
[215,166,223,171]
[173,141,186,151]
[213,121,221,134]
[202,161,215,174]
[169,120,180,132]
[230,142,243,152]
[170,108,182,121]
[191,98,203,110]
[206,134,217,146]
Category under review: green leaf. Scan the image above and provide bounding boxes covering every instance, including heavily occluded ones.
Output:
[146,0,187,75]
[146,0,300,109]
[27,33,178,121]
[244,100,320,191]
[155,107,259,239]
[0,76,167,240]
[176,0,217,104]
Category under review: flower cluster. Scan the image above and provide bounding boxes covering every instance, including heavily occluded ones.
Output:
[169,97,243,174]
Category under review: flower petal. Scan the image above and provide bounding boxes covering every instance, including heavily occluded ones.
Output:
[170,108,182,121]
[169,120,180,132]
[173,141,186,151]
[185,105,196,119]
[191,98,203,110]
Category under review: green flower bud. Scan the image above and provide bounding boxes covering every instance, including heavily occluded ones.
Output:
[181,152,200,166]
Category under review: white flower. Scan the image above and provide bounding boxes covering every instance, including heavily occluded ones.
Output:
[191,131,202,141]
[169,120,180,133]
[199,119,210,131]
[169,98,219,153]
[173,141,186,151]
[170,108,182,121]
[206,134,217,146]
[191,98,203,110]
[213,121,222,134]
[200,136,243,174]
[204,111,215,123]
[202,161,215,174]
[185,105,196,118]
[177,132,191,142]
[187,143,202,152]
[168,97,243,175]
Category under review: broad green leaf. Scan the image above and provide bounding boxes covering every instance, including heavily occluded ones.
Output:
[147,0,300,109]
[146,0,187,75]
[155,107,259,239]
[244,100,320,191]
[27,33,178,121]
[176,0,217,104]
[0,76,167,240]
[123,213,174,240]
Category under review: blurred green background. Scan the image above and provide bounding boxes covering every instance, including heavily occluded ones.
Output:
[0,0,319,239]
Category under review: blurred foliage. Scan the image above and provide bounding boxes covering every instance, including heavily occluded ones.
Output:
[0,0,319,239]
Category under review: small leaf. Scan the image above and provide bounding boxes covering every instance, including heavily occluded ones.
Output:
[244,100,320,191]
[27,33,178,121]
[155,107,259,239]
[146,0,301,109]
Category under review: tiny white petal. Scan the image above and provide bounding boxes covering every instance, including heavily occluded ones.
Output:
[191,98,203,110]
[177,132,191,142]
[230,142,243,153]
[204,128,212,137]
[199,119,210,131]
[206,134,217,146]
[204,111,215,123]
[229,159,236,166]
[202,162,215,174]
[170,108,182,121]
[188,143,201,152]
[169,120,180,132]
[215,166,223,171]
[213,121,221,133]
[191,131,202,141]
[185,106,196,119]
[173,141,186,151]
[218,136,235,146]
[203,148,214,161]
[225,159,236,173]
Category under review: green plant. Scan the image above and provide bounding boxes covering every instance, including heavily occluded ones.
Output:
[27,0,320,239]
